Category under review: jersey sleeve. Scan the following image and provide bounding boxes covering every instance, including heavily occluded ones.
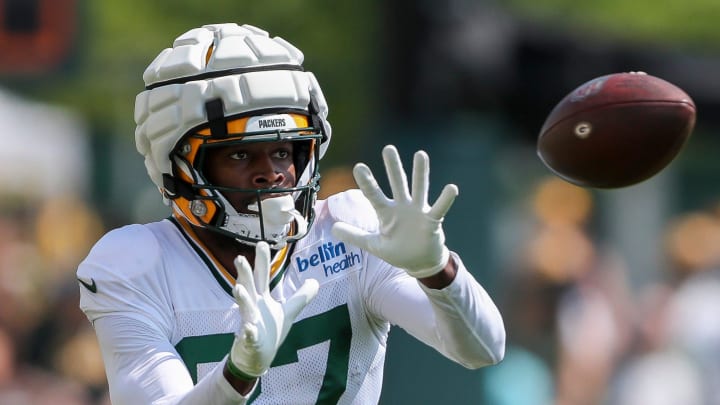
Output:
[77,224,173,335]
[93,315,251,405]
[77,224,253,404]
[363,253,505,368]
[417,253,506,367]
[326,190,506,369]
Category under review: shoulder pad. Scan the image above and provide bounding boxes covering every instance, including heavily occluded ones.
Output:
[77,223,162,283]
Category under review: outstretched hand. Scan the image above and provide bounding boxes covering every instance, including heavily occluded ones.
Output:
[331,145,458,279]
[228,242,319,379]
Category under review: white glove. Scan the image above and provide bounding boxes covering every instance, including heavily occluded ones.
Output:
[331,145,458,278]
[228,242,319,379]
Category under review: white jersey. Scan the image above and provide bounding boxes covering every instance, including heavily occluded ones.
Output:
[78,190,505,405]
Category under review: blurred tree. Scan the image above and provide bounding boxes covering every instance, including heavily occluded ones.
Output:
[1,0,381,168]
[503,0,720,49]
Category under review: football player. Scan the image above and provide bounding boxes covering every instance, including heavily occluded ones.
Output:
[77,23,505,404]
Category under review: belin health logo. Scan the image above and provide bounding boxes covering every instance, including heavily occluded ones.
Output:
[295,241,360,277]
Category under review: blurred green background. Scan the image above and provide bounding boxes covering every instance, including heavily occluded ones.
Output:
[2,1,720,404]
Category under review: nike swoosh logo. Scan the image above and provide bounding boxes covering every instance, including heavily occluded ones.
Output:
[78,278,97,293]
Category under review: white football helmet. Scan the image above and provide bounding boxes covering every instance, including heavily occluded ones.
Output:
[134,23,331,249]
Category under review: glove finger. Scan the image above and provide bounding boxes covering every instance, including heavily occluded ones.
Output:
[253,242,271,295]
[353,163,390,209]
[428,184,459,220]
[233,283,260,325]
[331,222,371,251]
[280,279,320,340]
[382,145,411,202]
[333,222,386,258]
[411,150,430,208]
[234,255,258,300]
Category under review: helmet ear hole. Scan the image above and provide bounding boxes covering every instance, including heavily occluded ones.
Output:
[190,200,210,217]
[176,197,218,227]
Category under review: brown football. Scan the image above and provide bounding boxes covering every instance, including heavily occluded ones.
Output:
[537,72,696,188]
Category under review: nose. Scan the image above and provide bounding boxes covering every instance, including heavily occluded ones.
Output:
[251,155,285,188]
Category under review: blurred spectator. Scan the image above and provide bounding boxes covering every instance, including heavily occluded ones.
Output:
[487,177,638,405]
[0,325,93,404]
[482,344,554,405]
[605,212,720,405]
[0,87,109,402]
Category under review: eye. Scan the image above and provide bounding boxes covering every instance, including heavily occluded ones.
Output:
[273,149,292,159]
[229,151,249,160]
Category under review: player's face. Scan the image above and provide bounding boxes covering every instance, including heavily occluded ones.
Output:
[202,141,297,214]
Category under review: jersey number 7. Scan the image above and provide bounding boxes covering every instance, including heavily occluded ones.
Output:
[176,304,351,404]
